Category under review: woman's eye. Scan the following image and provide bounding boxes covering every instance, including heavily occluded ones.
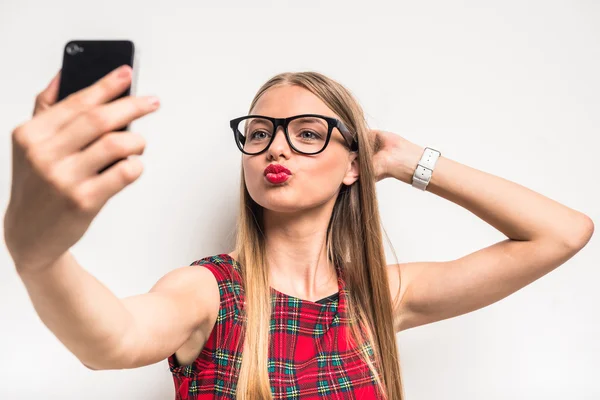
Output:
[300,131,320,140]
[250,130,269,140]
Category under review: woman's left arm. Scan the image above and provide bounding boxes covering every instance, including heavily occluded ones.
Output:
[371,130,595,332]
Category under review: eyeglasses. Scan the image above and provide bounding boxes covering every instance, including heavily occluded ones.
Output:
[229,114,359,155]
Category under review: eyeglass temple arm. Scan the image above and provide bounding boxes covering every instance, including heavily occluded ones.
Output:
[336,121,358,151]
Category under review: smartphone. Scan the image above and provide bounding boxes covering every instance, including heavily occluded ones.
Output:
[58,40,139,174]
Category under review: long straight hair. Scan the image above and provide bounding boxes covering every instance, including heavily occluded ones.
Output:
[230,71,404,399]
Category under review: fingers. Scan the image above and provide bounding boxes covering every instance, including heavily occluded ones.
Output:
[32,70,61,117]
[60,131,147,183]
[46,94,160,161]
[71,155,144,214]
[48,130,146,197]
[31,65,134,132]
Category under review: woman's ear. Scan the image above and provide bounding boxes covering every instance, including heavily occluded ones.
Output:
[342,152,359,186]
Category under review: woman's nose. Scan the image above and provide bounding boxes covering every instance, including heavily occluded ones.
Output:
[269,126,290,151]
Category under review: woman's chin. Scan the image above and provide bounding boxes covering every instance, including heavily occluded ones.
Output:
[254,196,301,214]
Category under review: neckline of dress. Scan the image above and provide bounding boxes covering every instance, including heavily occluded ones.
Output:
[217,253,344,308]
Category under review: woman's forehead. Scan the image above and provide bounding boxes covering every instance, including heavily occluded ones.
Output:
[251,85,338,119]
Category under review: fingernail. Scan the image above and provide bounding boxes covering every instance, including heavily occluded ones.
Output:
[146,96,160,108]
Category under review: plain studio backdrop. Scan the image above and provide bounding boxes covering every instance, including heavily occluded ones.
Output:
[0,1,598,399]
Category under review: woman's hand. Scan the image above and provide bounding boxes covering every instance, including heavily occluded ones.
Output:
[369,129,425,183]
[3,65,160,274]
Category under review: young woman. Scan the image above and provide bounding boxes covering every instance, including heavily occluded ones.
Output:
[4,65,594,400]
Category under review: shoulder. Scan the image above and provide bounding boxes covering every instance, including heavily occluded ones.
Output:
[151,253,238,313]
[188,252,244,303]
[154,254,230,290]
[150,259,219,309]
[189,252,242,284]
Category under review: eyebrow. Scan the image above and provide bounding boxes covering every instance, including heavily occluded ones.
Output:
[293,117,328,127]
[247,119,272,128]
[247,116,330,128]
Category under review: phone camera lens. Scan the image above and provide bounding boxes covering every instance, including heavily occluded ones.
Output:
[66,43,82,55]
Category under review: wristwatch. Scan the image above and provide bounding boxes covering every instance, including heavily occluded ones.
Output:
[411,147,441,191]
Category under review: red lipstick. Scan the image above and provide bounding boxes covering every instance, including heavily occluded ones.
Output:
[264,164,292,184]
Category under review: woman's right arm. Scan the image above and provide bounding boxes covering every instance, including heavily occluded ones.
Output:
[17,251,219,370]
[4,66,218,371]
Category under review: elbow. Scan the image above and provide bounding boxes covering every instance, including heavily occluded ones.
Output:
[563,214,595,252]
[82,361,100,371]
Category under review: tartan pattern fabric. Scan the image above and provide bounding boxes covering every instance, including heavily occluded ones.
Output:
[167,253,382,399]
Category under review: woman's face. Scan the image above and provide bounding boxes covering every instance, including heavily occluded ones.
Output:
[243,84,359,213]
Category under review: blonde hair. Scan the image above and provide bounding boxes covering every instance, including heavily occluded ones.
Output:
[231,71,404,399]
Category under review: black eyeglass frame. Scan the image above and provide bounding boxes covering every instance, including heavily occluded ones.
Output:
[230,113,359,155]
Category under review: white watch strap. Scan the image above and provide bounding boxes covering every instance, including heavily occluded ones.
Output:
[412,147,441,191]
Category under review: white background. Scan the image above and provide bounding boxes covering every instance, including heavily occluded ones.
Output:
[0,0,598,399]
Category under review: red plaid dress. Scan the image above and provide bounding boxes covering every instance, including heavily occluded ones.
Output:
[167,253,383,399]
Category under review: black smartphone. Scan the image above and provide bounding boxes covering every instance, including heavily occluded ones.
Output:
[58,40,138,174]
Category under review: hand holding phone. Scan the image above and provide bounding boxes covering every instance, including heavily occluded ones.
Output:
[58,40,139,174]
[4,43,158,274]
